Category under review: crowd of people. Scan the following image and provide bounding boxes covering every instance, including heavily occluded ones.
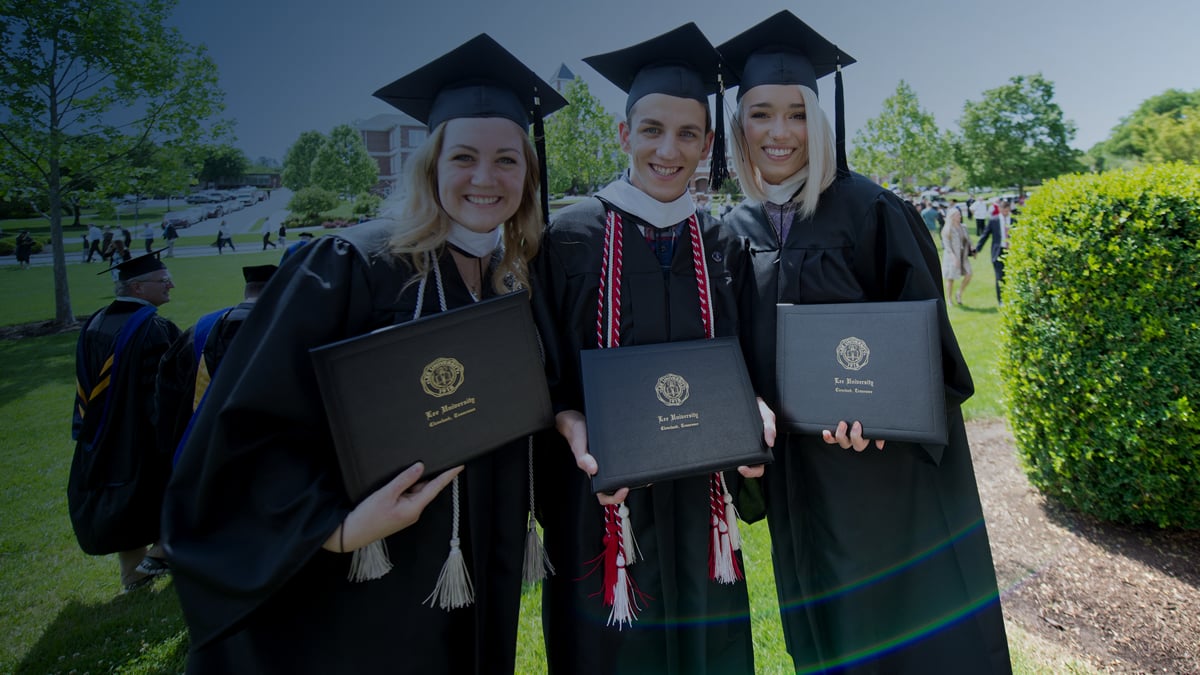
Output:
[66,11,1013,674]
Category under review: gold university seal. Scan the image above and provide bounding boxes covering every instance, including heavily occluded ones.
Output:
[655,373,690,407]
[836,337,870,371]
[421,357,465,397]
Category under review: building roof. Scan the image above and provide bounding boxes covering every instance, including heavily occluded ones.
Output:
[551,63,575,82]
[355,112,422,131]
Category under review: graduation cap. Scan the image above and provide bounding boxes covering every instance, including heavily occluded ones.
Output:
[98,249,167,280]
[717,10,856,174]
[373,34,568,223]
[242,264,277,284]
[583,22,736,189]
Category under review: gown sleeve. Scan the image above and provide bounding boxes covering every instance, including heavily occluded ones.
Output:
[853,190,974,463]
[162,235,375,647]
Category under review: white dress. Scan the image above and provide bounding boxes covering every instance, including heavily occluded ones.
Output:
[941,222,972,280]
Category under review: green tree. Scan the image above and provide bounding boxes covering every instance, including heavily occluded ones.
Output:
[545,78,624,195]
[281,130,326,191]
[956,74,1081,195]
[0,0,224,325]
[850,80,953,186]
[310,124,378,198]
[1103,89,1200,158]
[287,186,338,224]
[198,144,248,186]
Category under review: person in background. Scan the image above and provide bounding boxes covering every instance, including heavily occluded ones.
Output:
[86,223,104,262]
[156,264,278,458]
[162,35,566,673]
[162,221,179,258]
[15,229,34,268]
[261,228,277,250]
[971,195,991,236]
[717,10,1010,673]
[141,223,155,254]
[942,203,974,305]
[532,23,767,675]
[976,198,1015,306]
[69,252,180,592]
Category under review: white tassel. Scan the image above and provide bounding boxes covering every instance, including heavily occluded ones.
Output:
[348,539,392,582]
[606,552,638,629]
[619,502,639,566]
[522,436,554,584]
[522,512,555,584]
[710,506,739,581]
[723,483,742,551]
[424,536,474,609]
[424,476,474,610]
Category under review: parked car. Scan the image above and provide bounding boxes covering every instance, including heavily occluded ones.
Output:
[202,203,224,219]
[163,207,206,228]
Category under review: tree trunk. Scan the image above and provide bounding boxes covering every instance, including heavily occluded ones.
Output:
[49,155,75,326]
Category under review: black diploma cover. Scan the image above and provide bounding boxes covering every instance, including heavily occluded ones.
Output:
[581,337,771,493]
[775,299,947,445]
[310,291,553,502]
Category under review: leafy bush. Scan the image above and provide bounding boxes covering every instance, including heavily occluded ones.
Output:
[352,192,382,217]
[286,186,338,223]
[1001,163,1200,528]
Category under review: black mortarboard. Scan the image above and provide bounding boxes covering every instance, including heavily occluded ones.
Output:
[583,23,736,189]
[98,249,166,280]
[242,264,277,284]
[717,11,856,174]
[373,33,567,131]
[372,33,569,222]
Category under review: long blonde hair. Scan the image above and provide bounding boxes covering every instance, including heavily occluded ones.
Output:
[730,84,836,220]
[385,121,543,293]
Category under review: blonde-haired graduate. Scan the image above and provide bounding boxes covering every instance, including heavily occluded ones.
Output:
[718,11,1011,674]
[162,34,566,674]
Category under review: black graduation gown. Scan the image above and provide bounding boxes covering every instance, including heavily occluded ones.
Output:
[531,197,755,675]
[69,300,180,554]
[155,300,255,459]
[162,221,528,674]
[723,173,1011,673]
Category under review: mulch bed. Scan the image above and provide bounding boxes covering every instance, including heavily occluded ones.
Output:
[969,419,1199,674]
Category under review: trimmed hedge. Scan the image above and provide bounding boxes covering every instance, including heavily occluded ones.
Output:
[1001,163,1200,528]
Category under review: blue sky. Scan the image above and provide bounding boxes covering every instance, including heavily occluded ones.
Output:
[169,0,1200,163]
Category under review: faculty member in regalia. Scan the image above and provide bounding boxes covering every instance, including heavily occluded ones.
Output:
[70,252,180,592]
[717,11,1011,673]
[162,35,566,674]
[532,23,769,675]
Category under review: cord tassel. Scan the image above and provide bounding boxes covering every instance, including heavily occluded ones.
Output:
[424,476,474,609]
[708,472,743,584]
[619,502,639,565]
[522,436,554,583]
[348,539,393,582]
[602,503,642,628]
[723,475,742,552]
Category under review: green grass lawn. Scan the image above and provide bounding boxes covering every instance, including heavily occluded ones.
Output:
[0,244,1023,673]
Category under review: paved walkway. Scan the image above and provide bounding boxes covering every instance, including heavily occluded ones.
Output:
[0,188,321,268]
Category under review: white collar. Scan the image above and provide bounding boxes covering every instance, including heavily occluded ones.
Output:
[595,174,696,229]
[763,167,809,206]
[446,221,502,258]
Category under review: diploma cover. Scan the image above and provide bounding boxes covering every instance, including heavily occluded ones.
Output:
[311,290,553,502]
[581,337,770,493]
[775,299,947,445]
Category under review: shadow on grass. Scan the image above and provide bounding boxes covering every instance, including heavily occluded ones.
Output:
[15,580,188,674]
[0,332,76,408]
